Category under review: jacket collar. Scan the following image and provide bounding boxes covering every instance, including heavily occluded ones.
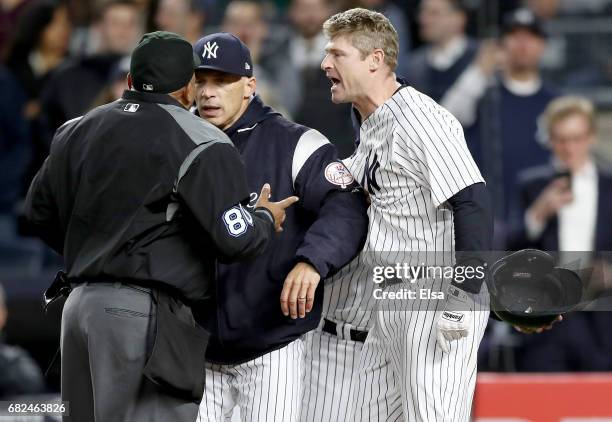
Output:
[121,90,185,108]
[224,95,281,137]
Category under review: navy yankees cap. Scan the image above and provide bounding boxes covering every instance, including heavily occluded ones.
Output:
[502,8,546,38]
[130,31,201,93]
[193,32,253,77]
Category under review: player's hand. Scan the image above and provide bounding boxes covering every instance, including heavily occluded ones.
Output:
[280,262,321,319]
[436,285,475,353]
[255,183,299,233]
[513,315,563,334]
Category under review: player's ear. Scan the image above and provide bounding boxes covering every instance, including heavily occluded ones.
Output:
[244,76,257,98]
[370,49,385,71]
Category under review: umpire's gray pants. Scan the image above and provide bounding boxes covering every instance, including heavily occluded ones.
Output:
[60,282,198,422]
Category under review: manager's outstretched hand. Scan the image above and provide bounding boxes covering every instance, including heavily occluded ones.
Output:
[255,184,299,233]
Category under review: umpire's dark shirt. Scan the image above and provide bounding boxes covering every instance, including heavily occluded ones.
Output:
[25,90,274,302]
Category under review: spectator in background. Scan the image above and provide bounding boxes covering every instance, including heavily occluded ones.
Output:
[0,66,30,239]
[0,0,31,53]
[442,8,556,246]
[349,0,410,71]
[90,55,130,107]
[528,0,612,18]
[154,0,206,44]
[287,0,331,73]
[0,283,46,398]
[4,0,72,191]
[5,0,72,120]
[40,0,142,132]
[402,0,478,102]
[527,0,560,20]
[513,96,611,253]
[222,0,299,115]
[510,96,612,372]
[289,0,355,157]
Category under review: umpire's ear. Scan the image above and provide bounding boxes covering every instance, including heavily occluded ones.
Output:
[127,73,133,90]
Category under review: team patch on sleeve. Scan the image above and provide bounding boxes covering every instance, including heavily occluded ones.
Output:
[324,162,354,188]
[222,204,253,237]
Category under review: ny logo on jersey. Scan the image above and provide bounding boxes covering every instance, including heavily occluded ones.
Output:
[202,41,219,59]
[361,151,380,194]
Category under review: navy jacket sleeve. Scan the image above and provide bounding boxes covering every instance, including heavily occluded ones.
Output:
[176,142,274,263]
[447,182,492,293]
[293,142,368,278]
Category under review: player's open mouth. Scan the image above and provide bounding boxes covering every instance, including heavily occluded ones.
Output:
[329,77,342,90]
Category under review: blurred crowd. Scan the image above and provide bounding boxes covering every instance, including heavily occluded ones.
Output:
[1,0,612,398]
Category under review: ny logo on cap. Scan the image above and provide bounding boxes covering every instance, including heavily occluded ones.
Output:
[202,41,219,59]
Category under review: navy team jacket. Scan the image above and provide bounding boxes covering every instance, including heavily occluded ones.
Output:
[194,96,368,364]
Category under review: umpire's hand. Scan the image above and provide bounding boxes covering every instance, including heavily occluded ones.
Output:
[255,184,299,233]
[281,262,321,319]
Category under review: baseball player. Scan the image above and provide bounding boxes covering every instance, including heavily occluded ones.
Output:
[190,33,369,422]
[303,8,493,422]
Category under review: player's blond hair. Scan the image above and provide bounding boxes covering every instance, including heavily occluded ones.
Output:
[323,8,399,71]
[543,96,597,136]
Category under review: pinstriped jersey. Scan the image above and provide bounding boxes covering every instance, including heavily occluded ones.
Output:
[323,86,484,329]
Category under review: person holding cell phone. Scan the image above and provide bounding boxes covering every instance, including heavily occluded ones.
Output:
[515,95,611,252]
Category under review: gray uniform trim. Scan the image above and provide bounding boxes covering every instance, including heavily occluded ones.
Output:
[158,103,233,222]
[158,103,232,147]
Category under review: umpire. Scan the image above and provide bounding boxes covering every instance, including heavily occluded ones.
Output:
[24,31,296,422]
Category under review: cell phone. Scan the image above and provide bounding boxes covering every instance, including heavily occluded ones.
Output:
[553,170,572,190]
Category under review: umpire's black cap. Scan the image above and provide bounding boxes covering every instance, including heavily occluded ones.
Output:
[130,31,201,94]
[193,33,253,77]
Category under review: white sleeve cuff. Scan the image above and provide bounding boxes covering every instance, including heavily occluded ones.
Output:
[440,65,489,127]
[525,208,545,241]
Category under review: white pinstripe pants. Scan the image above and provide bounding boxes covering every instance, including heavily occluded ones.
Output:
[197,339,305,422]
[301,323,364,422]
[350,282,490,422]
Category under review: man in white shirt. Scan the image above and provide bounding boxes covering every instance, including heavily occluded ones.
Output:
[511,95,612,371]
[517,96,603,252]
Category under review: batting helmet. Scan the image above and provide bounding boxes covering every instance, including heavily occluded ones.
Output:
[488,249,583,327]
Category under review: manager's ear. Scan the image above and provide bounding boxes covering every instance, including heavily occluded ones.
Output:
[244,76,257,98]
[127,73,133,90]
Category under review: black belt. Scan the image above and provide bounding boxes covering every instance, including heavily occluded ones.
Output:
[322,318,368,343]
[72,281,152,293]
[70,278,181,297]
